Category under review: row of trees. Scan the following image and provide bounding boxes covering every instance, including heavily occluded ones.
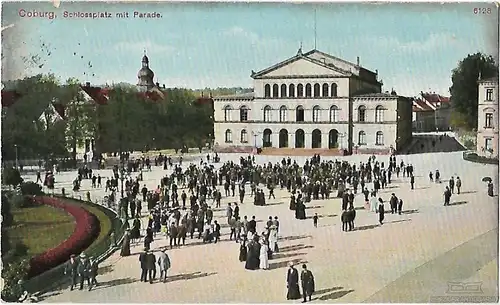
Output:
[2,74,214,163]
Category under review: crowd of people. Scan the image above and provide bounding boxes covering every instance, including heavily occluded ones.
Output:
[42,149,480,301]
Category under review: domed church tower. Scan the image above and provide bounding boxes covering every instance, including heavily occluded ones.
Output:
[137,50,156,92]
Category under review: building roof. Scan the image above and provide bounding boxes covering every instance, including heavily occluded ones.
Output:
[412,99,434,112]
[421,92,450,104]
[213,92,255,101]
[353,92,398,98]
[250,49,380,86]
[80,84,166,104]
[1,90,22,107]
[478,76,499,84]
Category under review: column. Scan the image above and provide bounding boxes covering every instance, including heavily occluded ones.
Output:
[290,131,295,148]
[304,131,311,148]
[322,131,329,149]
[273,132,280,148]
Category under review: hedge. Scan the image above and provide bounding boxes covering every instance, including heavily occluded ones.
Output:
[463,151,499,165]
[27,196,101,278]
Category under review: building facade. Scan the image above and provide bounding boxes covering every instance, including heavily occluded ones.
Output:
[213,49,412,154]
[412,92,451,132]
[476,77,499,158]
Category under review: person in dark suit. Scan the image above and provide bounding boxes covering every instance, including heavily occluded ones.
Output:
[139,248,148,282]
[64,254,79,291]
[410,175,415,190]
[248,216,257,234]
[286,262,301,300]
[300,264,315,302]
[341,210,348,232]
[146,250,156,284]
[397,199,403,215]
[347,206,356,231]
[213,220,221,243]
[77,253,91,290]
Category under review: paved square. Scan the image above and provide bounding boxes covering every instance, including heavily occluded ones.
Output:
[28,152,498,303]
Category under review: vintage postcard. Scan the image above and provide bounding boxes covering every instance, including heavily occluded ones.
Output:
[1,1,498,303]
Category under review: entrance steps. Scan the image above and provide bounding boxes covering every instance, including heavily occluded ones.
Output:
[260,148,346,156]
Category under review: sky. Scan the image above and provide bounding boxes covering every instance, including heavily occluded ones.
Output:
[1,1,498,96]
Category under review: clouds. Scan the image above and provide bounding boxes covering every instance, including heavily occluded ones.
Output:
[113,41,176,55]
[369,32,461,53]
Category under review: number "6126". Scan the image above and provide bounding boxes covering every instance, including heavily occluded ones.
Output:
[474,7,492,14]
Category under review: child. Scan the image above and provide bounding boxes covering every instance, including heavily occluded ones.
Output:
[313,213,318,228]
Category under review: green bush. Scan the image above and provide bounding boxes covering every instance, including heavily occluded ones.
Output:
[2,242,29,265]
[2,167,23,187]
[463,139,475,149]
[8,193,33,209]
[20,182,43,196]
[1,194,13,227]
[1,259,30,302]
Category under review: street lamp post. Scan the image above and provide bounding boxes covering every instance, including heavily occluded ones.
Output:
[14,144,18,170]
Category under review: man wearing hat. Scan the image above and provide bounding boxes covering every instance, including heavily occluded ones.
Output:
[139,248,148,282]
[77,253,91,290]
[64,254,79,291]
[286,262,301,300]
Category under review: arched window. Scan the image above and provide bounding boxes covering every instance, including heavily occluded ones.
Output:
[376,131,384,145]
[358,131,366,145]
[240,106,249,122]
[289,84,295,97]
[296,105,304,122]
[313,83,320,97]
[305,84,312,97]
[225,129,232,143]
[263,105,272,122]
[331,83,338,97]
[329,105,339,122]
[358,105,366,122]
[375,105,385,122]
[272,84,279,98]
[297,84,304,97]
[322,83,329,97]
[312,105,321,122]
[264,84,271,98]
[279,105,287,122]
[223,105,232,121]
[240,129,248,143]
[280,84,287,98]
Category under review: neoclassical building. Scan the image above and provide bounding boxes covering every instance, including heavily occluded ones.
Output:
[213,49,412,154]
[476,76,498,158]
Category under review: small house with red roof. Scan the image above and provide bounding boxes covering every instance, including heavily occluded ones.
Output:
[412,91,451,132]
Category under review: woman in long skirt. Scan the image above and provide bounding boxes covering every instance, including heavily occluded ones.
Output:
[120,230,131,256]
[370,193,378,212]
[378,198,385,225]
[259,240,269,270]
[239,240,247,262]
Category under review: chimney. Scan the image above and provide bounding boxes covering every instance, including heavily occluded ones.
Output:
[156,82,160,87]
[162,84,165,89]
[85,82,90,87]
[201,91,204,98]
[356,56,360,66]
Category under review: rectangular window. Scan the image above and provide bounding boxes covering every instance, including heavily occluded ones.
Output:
[485,138,493,151]
[485,113,493,128]
[486,89,493,101]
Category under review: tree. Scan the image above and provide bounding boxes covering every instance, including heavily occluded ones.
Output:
[449,53,498,130]
[62,78,97,165]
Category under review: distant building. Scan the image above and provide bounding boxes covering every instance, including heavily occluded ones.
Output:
[412,92,451,132]
[213,48,413,155]
[476,76,498,158]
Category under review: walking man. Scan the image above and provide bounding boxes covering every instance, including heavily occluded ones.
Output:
[456,177,461,194]
[157,249,171,283]
[300,264,315,303]
[64,254,79,291]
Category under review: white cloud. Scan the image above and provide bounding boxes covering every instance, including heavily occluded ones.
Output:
[369,32,460,53]
[113,41,175,54]
[222,26,284,47]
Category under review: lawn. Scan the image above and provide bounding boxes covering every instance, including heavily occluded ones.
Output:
[6,205,76,259]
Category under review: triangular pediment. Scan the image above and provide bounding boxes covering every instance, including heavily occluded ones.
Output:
[253,54,351,79]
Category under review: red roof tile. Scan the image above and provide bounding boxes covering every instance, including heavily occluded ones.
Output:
[1,90,22,107]
[412,99,434,112]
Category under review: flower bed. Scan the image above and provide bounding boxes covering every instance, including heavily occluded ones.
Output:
[27,196,101,278]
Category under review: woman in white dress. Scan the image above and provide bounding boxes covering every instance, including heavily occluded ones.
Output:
[259,239,270,270]
[370,193,378,212]
[268,226,278,253]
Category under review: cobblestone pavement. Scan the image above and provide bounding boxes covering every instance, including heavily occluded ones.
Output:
[25,152,498,303]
